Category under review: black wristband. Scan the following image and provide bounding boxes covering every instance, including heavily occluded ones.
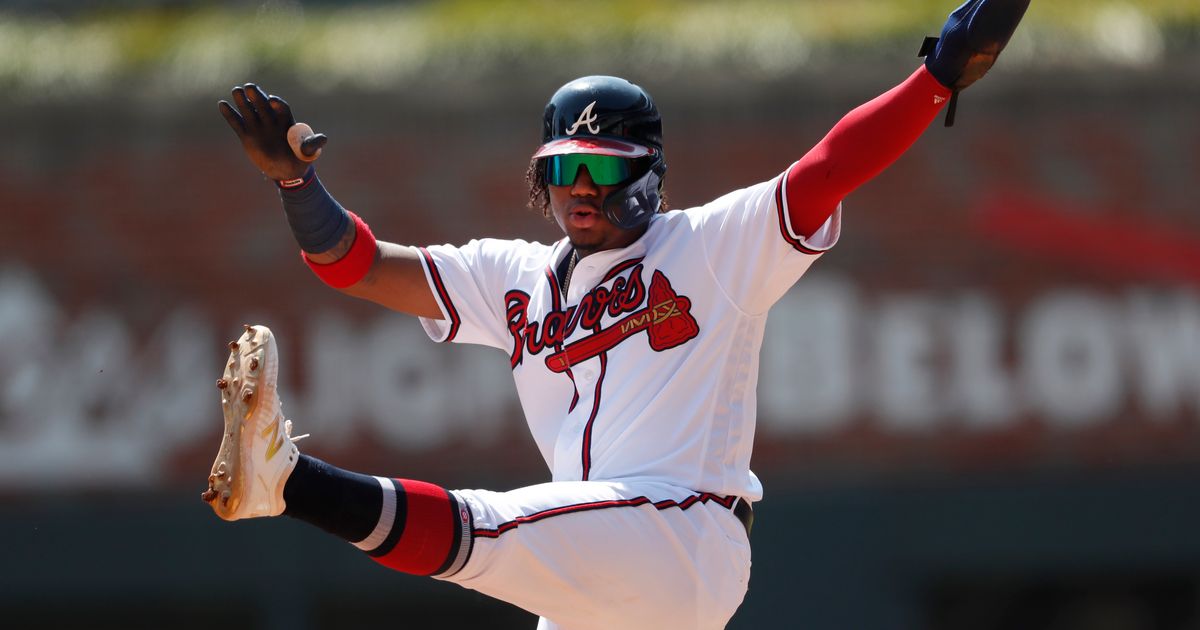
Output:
[277,166,351,253]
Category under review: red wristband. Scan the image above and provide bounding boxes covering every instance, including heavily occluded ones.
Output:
[301,211,377,288]
[277,165,316,190]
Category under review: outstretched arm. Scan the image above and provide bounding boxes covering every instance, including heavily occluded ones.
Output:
[784,67,951,240]
[784,0,1031,239]
[218,83,441,319]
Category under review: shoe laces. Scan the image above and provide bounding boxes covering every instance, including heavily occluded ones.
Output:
[284,419,310,443]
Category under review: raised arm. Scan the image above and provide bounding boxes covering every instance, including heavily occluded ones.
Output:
[218,83,441,319]
[784,0,1031,239]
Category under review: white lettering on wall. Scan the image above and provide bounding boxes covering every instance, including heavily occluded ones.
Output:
[0,267,214,486]
[1123,291,1200,417]
[948,293,1016,430]
[872,296,942,430]
[1021,292,1122,426]
[4,264,1200,486]
[299,313,514,449]
[761,278,1199,433]
[760,278,857,433]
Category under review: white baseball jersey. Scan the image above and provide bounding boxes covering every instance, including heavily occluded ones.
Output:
[417,170,840,501]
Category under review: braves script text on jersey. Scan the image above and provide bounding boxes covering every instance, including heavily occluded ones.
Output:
[416,173,840,629]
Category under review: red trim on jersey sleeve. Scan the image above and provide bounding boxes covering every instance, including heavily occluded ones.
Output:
[782,65,951,244]
[301,211,377,288]
[419,247,462,343]
[775,180,826,255]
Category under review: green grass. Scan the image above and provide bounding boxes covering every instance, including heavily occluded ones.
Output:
[0,0,1193,100]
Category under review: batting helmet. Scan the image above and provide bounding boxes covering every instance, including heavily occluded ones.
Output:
[532,76,666,230]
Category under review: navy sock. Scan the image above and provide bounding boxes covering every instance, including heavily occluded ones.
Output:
[282,454,382,544]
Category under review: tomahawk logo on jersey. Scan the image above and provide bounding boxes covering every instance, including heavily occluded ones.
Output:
[417,173,840,490]
[504,264,699,372]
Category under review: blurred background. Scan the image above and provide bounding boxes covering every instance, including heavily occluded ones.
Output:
[2,0,1199,628]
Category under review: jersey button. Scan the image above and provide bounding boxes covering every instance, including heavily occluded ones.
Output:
[582,369,595,381]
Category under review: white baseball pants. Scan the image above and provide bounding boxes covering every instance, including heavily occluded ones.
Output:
[442,480,752,630]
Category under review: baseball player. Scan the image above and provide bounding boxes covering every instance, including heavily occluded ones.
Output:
[204,2,1030,628]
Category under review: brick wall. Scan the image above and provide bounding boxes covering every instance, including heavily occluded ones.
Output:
[3,69,1197,489]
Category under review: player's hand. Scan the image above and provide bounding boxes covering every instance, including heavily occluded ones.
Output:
[924,0,1031,91]
[218,83,328,182]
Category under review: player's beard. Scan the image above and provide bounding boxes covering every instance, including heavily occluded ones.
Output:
[565,226,605,250]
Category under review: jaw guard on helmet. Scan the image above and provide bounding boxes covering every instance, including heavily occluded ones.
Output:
[601,157,666,230]
[533,75,666,230]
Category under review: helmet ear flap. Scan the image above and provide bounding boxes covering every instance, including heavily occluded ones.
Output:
[602,158,666,230]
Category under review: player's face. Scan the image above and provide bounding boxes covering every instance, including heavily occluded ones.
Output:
[547,165,644,257]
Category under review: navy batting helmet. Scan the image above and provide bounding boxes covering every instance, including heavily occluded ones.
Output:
[533,76,666,230]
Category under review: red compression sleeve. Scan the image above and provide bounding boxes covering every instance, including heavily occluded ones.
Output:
[785,65,952,239]
[301,211,377,288]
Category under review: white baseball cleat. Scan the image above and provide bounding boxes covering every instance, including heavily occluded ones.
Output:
[202,324,305,521]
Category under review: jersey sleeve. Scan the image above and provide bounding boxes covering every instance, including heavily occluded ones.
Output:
[416,238,526,350]
[693,171,842,315]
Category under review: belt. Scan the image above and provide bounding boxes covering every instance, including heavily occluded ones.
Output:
[730,497,754,537]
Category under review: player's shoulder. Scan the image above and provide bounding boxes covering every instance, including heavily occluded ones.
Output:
[702,177,781,213]
[656,175,782,232]
[463,236,553,255]
[458,236,559,272]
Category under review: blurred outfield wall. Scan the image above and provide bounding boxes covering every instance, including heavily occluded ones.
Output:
[2,44,1198,492]
[2,2,1200,629]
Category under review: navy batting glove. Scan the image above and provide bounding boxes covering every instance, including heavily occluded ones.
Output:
[219,83,328,182]
[923,0,1031,91]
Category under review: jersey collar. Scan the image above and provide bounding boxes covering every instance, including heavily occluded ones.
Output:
[554,218,655,300]
[554,217,653,272]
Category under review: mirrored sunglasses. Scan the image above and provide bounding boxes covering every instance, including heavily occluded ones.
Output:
[544,153,633,186]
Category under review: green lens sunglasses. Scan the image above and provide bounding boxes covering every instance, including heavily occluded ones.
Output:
[544,154,633,186]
